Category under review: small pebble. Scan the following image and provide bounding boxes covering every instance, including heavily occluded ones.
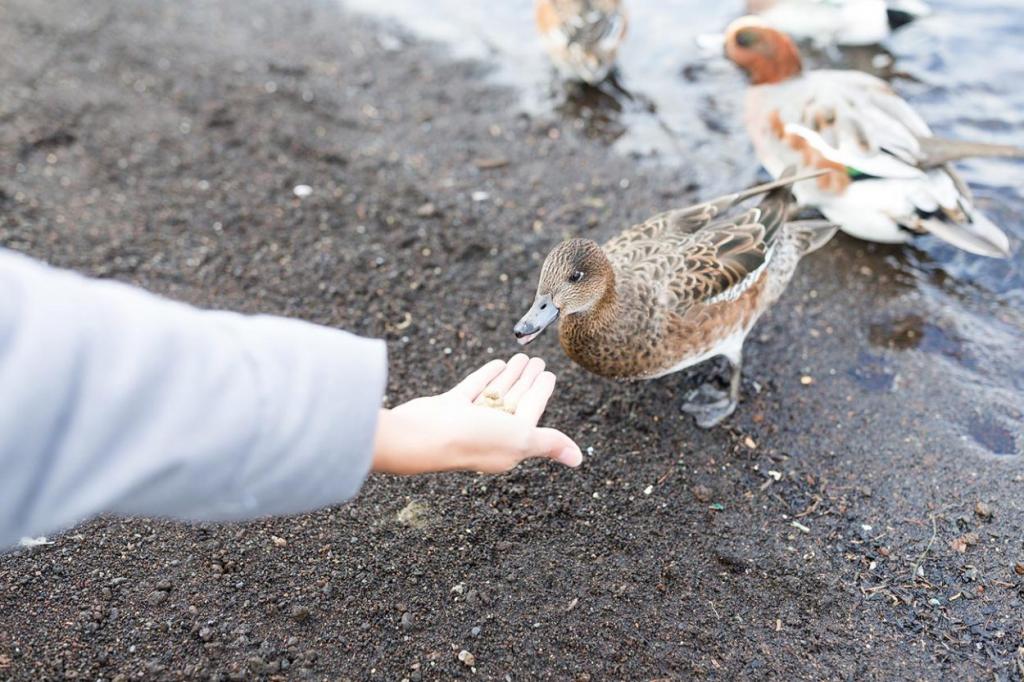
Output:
[692,485,712,503]
[146,590,168,605]
[1014,562,1024,576]
[471,191,489,202]
[470,626,481,638]
[396,501,431,529]
[974,501,993,519]
[247,657,266,674]
[290,605,311,623]
[400,612,416,630]
[293,184,313,198]
[416,202,437,217]
[457,650,476,667]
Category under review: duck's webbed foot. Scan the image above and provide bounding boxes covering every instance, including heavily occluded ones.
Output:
[682,355,742,429]
[682,383,737,429]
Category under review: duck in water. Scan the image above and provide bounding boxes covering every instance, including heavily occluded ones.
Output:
[535,0,628,85]
[724,16,1019,258]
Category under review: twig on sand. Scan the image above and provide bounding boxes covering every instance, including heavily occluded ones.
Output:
[910,514,938,580]
[795,495,822,518]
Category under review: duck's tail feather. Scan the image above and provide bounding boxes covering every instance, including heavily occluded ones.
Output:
[887,0,931,29]
[917,205,1011,259]
[750,167,824,244]
[729,168,828,207]
[918,137,1024,168]
[784,219,840,255]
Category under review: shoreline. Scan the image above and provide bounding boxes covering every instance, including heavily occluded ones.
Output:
[1,0,1022,679]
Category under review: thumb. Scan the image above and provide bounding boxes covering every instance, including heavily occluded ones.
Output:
[526,427,583,468]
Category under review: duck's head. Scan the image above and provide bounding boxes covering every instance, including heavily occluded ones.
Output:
[514,238,612,346]
[724,17,803,85]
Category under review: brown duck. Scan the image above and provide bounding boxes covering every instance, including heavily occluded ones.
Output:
[514,171,835,427]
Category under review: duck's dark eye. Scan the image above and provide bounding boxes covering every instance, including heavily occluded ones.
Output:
[735,30,759,48]
[569,270,585,283]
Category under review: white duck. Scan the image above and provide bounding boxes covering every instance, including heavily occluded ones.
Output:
[747,0,931,46]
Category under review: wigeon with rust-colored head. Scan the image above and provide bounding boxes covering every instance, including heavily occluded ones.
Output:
[535,0,627,85]
[724,17,1018,258]
[514,171,836,428]
[746,0,931,47]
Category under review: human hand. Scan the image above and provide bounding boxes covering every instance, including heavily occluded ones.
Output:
[372,354,583,475]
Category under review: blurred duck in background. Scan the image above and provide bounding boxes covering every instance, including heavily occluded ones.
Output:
[746,0,931,46]
[724,17,1020,258]
[535,0,628,85]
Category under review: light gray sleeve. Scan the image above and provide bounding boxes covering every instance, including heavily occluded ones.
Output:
[0,248,387,548]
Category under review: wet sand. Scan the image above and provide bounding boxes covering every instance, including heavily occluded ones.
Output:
[1,0,1023,679]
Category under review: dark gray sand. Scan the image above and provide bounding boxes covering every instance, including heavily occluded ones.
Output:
[1,1,1023,679]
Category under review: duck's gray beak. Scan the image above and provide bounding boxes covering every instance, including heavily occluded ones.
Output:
[514,294,559,346]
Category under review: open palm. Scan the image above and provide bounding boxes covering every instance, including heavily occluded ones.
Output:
[372,355,582,475]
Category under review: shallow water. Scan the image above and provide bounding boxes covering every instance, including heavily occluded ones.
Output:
[343,0,1023,453]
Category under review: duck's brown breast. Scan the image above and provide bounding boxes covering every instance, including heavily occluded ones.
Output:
[559,271,771,380]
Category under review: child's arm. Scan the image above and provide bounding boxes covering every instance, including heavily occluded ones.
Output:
[0,249,580,549]
[0,247,387,547]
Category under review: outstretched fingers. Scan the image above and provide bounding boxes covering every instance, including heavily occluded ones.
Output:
[513,370,557,424]
[451,358,507,400]
[483,353,530,397]
[501,357,546,412]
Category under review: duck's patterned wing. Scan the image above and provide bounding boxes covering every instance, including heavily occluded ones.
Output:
[537,0,626,50]
[606,208,772,310]
[610,168,808,245]
[614,202,723,244]
[671,211,771,305]
[774,70,931,180]
[567,1,626,50]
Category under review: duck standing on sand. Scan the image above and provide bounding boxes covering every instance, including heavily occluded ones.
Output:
[724,17,1019,258]
[746,0,931,46]
[535,0,628,85]
[513,172,836,428]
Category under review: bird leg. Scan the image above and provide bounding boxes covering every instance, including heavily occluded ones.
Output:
[682,353,742,429]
